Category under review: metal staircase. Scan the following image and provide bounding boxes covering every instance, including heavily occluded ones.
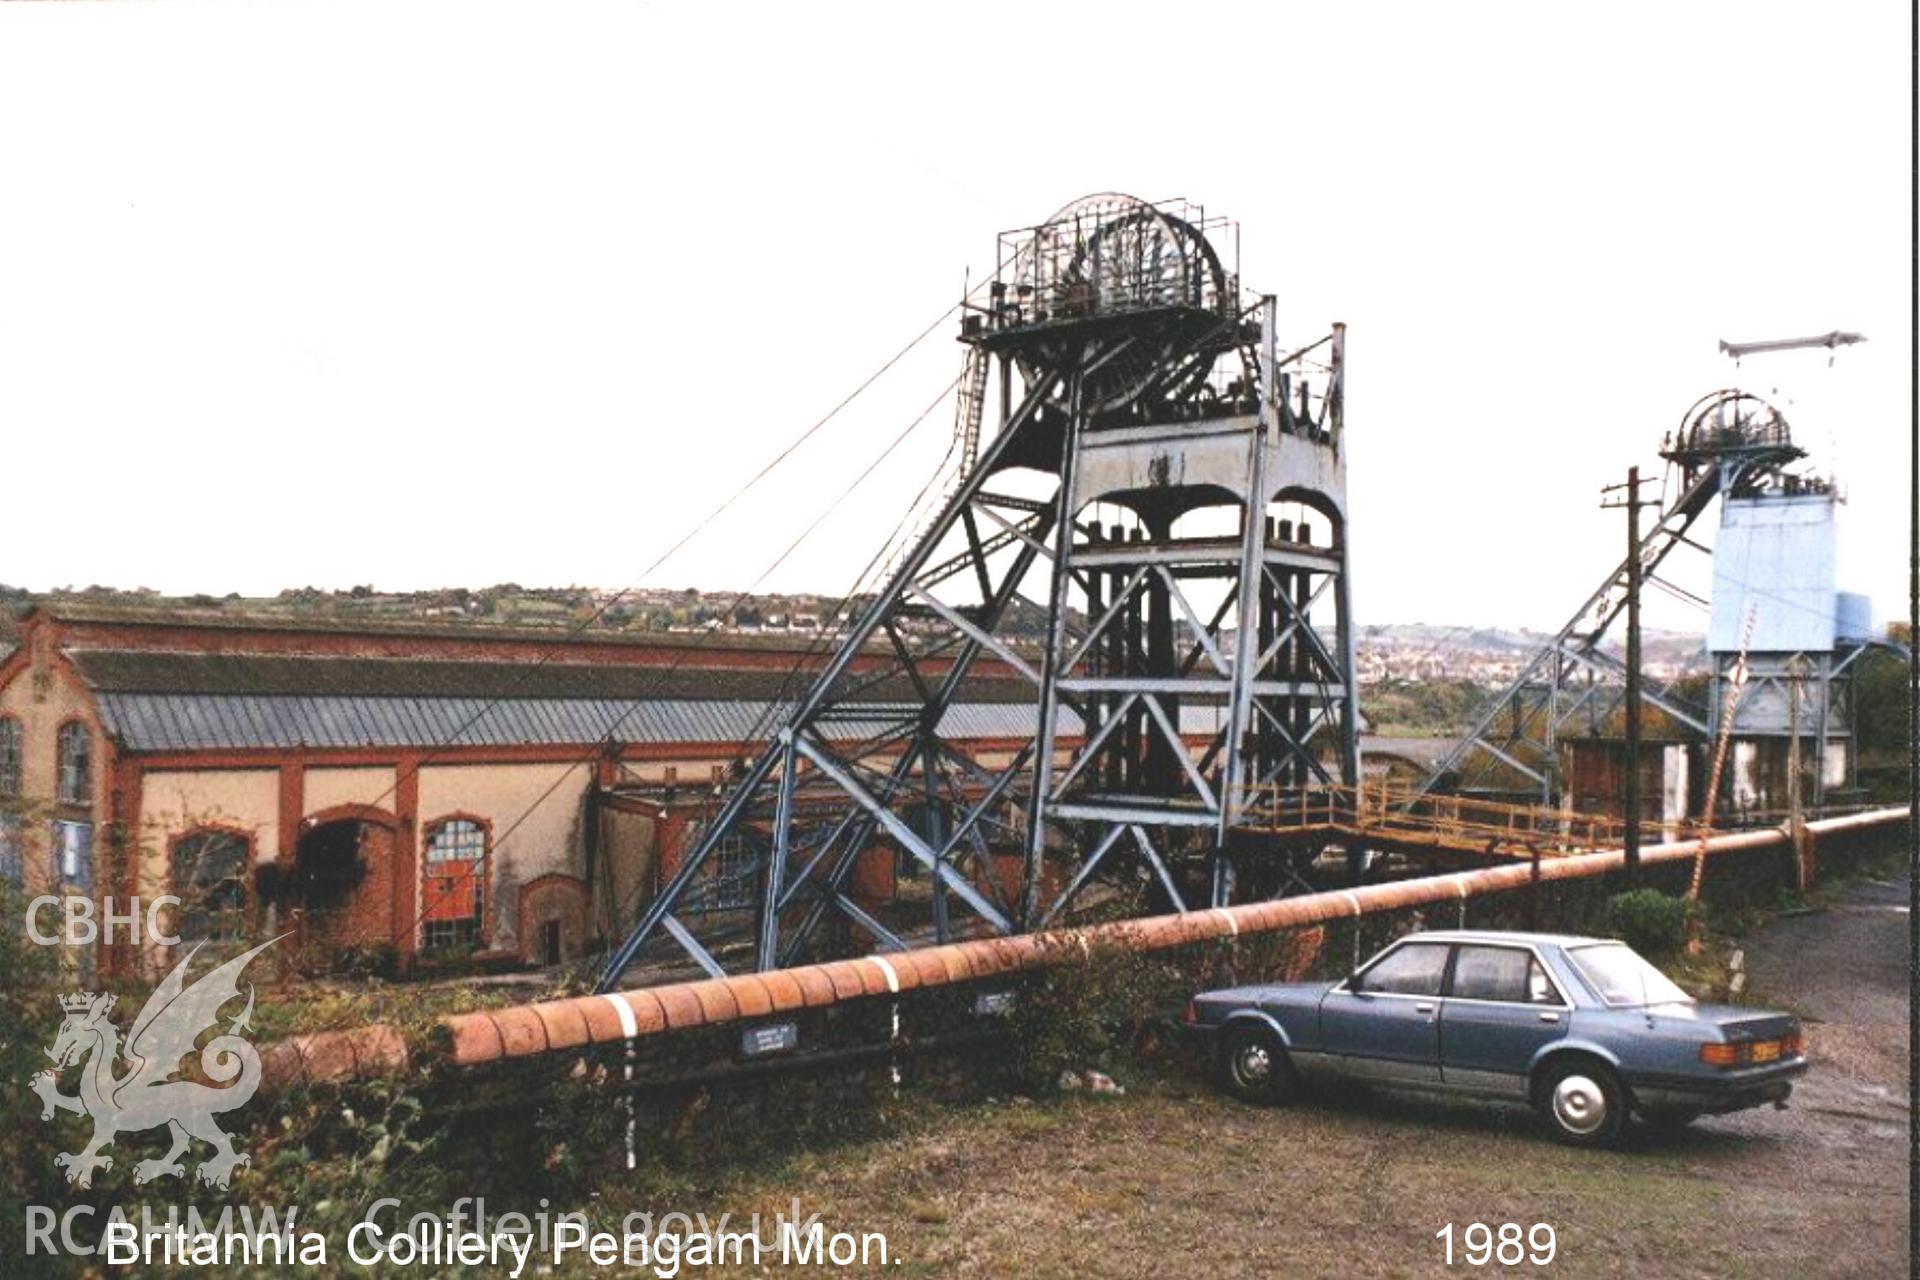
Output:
[954,341,991,477]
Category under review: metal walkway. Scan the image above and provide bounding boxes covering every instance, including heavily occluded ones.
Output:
[1240,780,1690,863]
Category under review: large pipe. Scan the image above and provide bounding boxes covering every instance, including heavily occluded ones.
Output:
[259,807,1910,1088]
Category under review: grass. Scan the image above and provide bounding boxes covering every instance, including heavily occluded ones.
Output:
[530,862,1912,1278]
[22,841,1902,1278]
[572,1064,1897,1279]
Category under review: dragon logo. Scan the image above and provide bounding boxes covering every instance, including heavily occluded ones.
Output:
[32,936,283,1190]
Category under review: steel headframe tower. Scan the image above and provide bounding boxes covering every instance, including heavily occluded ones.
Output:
[1414,390,1805,804]
[599,194,1358,992]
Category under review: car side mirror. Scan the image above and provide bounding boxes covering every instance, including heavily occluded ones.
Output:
[1344,971,1364,993]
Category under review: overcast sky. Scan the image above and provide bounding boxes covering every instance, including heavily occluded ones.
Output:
[1,2,1910,634]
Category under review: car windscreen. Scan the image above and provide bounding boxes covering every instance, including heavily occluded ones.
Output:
[1566,943,1693,1007]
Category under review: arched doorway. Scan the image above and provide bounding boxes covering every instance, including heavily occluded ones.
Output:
[286,809,398,972]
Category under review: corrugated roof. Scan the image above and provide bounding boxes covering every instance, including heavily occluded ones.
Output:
[94,693,1070,753]
[55,643,1067,755]
[66,650,1034,704]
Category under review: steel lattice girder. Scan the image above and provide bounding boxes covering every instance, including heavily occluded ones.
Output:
[1415,445,1807,803]
[598,369,1068,988]
[599,200,1357,994]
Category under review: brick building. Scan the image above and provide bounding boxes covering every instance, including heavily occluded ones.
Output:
[0,604,1043,977]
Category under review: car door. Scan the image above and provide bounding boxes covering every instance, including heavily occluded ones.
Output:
[1437,944,1569,1096]
[1317,940,1450,1084]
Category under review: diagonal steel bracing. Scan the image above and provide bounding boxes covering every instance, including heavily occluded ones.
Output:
[1413,410,1805,805]
[599,196,1360,993]
[597,370,1063,987]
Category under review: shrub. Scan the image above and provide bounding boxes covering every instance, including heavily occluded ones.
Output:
[1600,888,1696,955]
[1003,937,1161,1091]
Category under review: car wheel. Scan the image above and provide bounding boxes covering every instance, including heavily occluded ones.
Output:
[1217,1022,1293,1105]
[1534,1059,1626,1147]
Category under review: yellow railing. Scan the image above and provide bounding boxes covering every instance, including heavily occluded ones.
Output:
[1239,780,1697,858]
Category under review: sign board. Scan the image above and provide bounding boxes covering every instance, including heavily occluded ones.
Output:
[973,990,1017,1018]
[740,1021,799,1059]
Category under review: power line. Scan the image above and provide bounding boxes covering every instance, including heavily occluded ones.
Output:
[374,363,971,983]
[334,284,986,827]
[585,409,980,957]
[281,275,1008,1031]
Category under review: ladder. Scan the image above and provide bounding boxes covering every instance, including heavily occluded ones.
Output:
[863,343,997,596]
[954,342,990,477]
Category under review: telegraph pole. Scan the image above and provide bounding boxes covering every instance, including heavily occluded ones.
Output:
[1601,467,1656,885]
[1786,653,1808,890]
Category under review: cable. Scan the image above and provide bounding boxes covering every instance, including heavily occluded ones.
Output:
[602,410,976,952]
[373,366,970,983]
[328,282,987,829]
[618,381,979,931]
[281,273,1010,1034]
[736,409,967,749]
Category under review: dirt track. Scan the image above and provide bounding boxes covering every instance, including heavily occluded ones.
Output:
[1742,872,1910,1107]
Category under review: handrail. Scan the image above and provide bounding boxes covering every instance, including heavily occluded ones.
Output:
[1240,780,1700,856]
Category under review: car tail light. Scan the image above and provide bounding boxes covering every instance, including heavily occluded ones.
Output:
[1702,1032,1802,1068]
[1700,1041,1745,1067]
[1183,1000,1199,1027]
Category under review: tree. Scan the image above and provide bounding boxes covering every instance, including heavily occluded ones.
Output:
[1854,647,1912,758]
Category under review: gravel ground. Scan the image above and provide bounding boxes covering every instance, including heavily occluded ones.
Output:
[1742,873,1910,1102]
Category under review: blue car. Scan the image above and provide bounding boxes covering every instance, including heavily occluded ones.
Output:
[1186,929,1807,1145]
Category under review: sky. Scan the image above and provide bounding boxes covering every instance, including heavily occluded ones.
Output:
[0,1,1911,634]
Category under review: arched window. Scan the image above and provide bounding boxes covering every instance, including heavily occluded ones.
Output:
[702,828,758,911]
[422,817,487,952]
[56,722,92,805]
[0,717,20,799]
[172,829,251,943]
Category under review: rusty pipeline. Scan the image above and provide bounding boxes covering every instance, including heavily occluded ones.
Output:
[258,806,1910,1089]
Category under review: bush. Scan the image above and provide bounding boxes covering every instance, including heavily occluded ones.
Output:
[1003,938,1168,1091]
[1600,888,1696,956]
